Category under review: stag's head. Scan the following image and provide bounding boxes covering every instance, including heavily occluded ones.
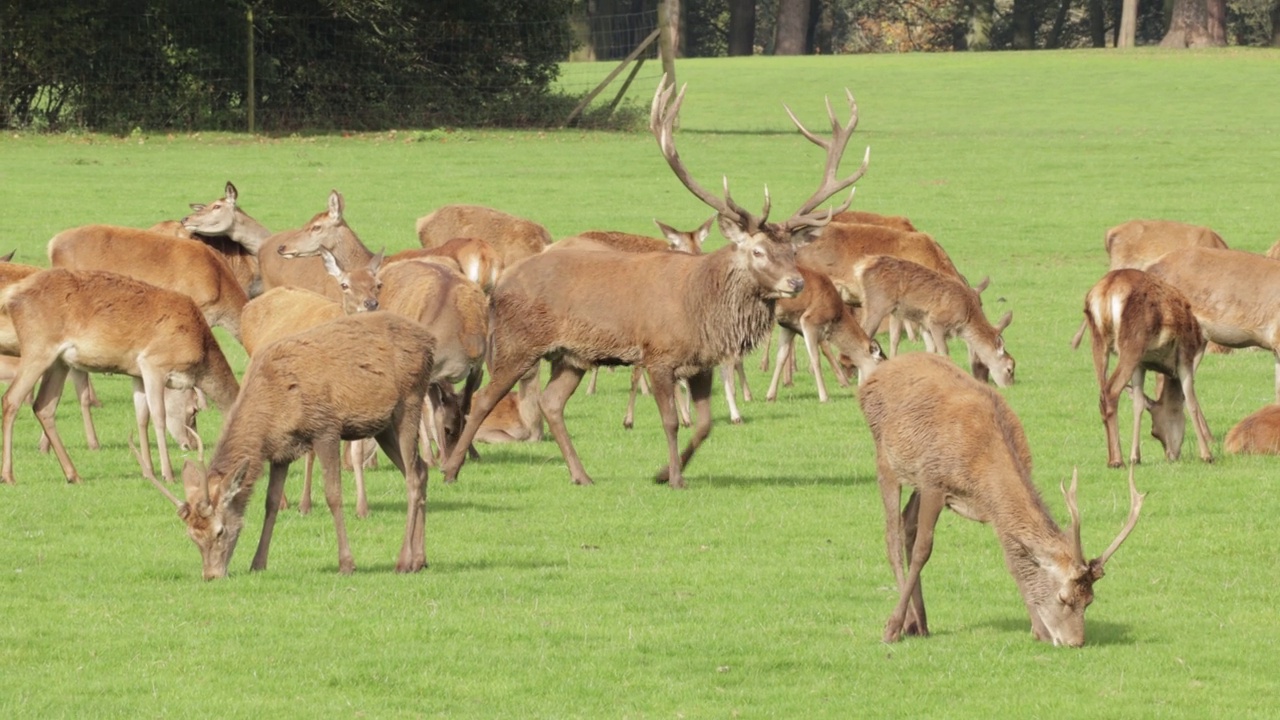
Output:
[277,189,358,258]
[1019,468,1144,647]
[175,460,250,580]
[181,181,239,236]
[650,77,870,300]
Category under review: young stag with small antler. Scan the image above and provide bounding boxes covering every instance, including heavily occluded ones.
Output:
[859,352,1144,646]
[441,77,868,489]
[1071,269,1214,468]
[155,313,435,580]
[855,255,1015,386]
[1,270,240,485]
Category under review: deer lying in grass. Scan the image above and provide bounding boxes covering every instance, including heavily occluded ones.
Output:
[765,266,883,402]
[1105,219,1226,270]
[1,270,240,485]
[151,181,272,298]
[441,77,868,489]
[416,204,552,267]
[48,225,248,341]
[154,313,434,579]
[258,189,382,303]
[831,210,916,232]
[854,255,1015,386]
[859,352,1144,646]
[377,258,488,466]
[240,252,383,517]
[385,237,503,294]
[1071,269,1213,467]
[1225,404,1280,454]
[1147,246,1280,401]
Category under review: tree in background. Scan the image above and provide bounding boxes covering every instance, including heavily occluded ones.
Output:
[1162,0,1228,45]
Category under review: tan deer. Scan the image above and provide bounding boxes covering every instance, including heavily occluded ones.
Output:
[831,210,916,232]
[859,352,1144,646]
[440,76,868,489]
[1225,403,1280,454]
[765,265,883,402]
[1071,269,1214,468]
[151,313,435,580]
[1,270,240,485]
[239,250,384,518]
[416,204,552,267]
[385,237,504,294]
[150,181,272,298]
[48,225,248,341]
[854,255,1014,386]
[258,190,381,304]
[1105,219,1226,270]
[1146,246,1280,400]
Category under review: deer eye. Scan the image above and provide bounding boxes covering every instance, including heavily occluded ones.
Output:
[341,282,350,290]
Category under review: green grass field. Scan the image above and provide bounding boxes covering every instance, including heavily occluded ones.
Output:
[2,48,1280,717]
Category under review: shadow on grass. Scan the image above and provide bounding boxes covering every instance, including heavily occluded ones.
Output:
[363,498,513,515]
[352,555,564,575]
[974,616,1135,646]
[694,471,877,489]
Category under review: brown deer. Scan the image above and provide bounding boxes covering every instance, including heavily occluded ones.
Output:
[1224,404,1280,454]
[1146,246,1280,400]
[859,352,1144,646]
[1105,219,1226,270]
[416,204,552,267]
[854,255,1015,386]
[48,225,248,341]
[258,190,381,303]
[151,312,435,580]
[150,181,272,298]
[1,270,240,485]
[240,251,384,517]
[765,266,884,402]
[440,77,868,489]
[1070,269,1214,468]
[831,210,916,232]
[385,237,504,294]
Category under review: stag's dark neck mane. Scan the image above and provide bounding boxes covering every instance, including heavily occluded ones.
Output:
[688,244,779,366]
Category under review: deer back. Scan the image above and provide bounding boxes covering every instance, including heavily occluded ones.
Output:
[1105,219,1227,271]
[377,259,487,385]
[240,287,346,357]
[798,224,961,302]
[1146,246,1280,349]
[831,210,916,232]
[416,204,551,267]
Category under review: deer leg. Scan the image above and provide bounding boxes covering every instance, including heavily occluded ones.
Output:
[140,367,176,483]
[720,362,743,424]
[516,363,544,442]
[877,455,907,641]
[735,358,753,402]
[130,378,158,482]
[885,489,944,643]
[314,437,356,574]
[586,366,600,395]
[623,366,644,430]
[758,326,774,373]
[654,368,713,489]
[540,359,592,486]
[1180,360,1215,464]
[30,362,79,484]
[250,461,291,572]
[299,452,315,515]
[71,369,100,451]
[427,384,450,462]
[2,357,59,484]
[442,359,534,483]
[460,367,484,461]
[900,490,928,637]
[677,378,692,428]
[376,403,428,573]
[821,340,851,388]
[887,315,904,356]
[1127,367,1146,467]
[800,322,830,403]
[766,326,797,401]
[349,439,370,520]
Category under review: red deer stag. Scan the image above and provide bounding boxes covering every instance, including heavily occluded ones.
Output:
[1071,269,1213,467]
[859,352,1144,646]
[1146,246,1280,401]
[153,313,435,580]
[1,270,240,485]
[765,266,883,402]
[1224,404,1280,455]
[440,77,868,489]
[48,225,248,341]
[416,204,552,267]
[854,255,1014,386]
[1105,219,1226,271]
[258,190,382,304]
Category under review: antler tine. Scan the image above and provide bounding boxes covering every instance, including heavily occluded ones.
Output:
[785,88,871,228]
[1096,463,1146,567]
[130,431,182,508]
[1061,467,1086,567]
[650,75,747,226]
[190,426,205,464]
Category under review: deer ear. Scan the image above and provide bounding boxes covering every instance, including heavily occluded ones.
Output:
[177,502,192,520]
[717,214,751,247]
[321,249,343,279]
[327,190,344,220]
[995,311,1013,335]
[367,248,385,275]
[695,215,715,249]
[188,203,206,212]
[653,219,681,249]
[224,181,238,203]
[972,276,991,294]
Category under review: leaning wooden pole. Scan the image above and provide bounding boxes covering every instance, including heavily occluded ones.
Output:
[246,6,256,133]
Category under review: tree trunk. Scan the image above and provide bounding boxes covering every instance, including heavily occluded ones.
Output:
[1011,0,1037,49]
[1047,0,1072,47]
[966,0,996,50]
[1271,0,1280,47]
[1160,0,1227,47]
[727,0,756,56]
[1117,0,1138,47]
[774,0,812,55]
[1088,0,1107,47]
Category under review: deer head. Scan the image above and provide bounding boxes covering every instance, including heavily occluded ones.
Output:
[1145,381,1188,461]
[650,77,870,298]
[181,181,239,236]
[277,190,355,258]
[1021,467,1144,647]
[176,459,249,581]
[321,247,384,313]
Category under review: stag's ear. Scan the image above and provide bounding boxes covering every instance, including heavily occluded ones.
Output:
[223,462,251,503]
[995,311,1013,335]
[717,214,751,247]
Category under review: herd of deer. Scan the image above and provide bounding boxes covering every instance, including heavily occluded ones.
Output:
[6,75,1277,648]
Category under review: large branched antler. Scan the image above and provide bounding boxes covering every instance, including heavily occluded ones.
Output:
[782,90,871,232]
[650,76,766,232]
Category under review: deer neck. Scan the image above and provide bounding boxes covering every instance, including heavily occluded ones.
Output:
[196,337,241,413]
[228,212,271,254]
[690,247,778,363]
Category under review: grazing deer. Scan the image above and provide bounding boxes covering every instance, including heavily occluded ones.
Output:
[377,258,488,466]
[859,352,1144,646]
[1146,246,1280,401]
[258,190,381,304]
[240,253,384,517]
[854,255,1015,386]
[150,313,434,580]
[416,204,552,267]
[385,237,504,294]
[48,225,248,341]
[1071,269,1213,467]
[1225,403,1280,454]
[441,77,868,489]
[1,270,239,485]
[765,266,884,402]
[1105,219,1226,271]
